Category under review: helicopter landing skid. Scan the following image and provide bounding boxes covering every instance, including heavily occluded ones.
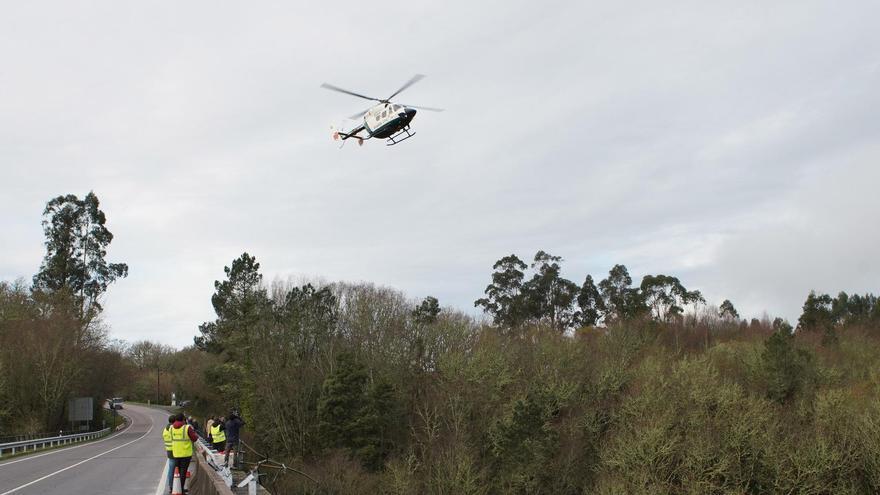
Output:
[386,126,415,146]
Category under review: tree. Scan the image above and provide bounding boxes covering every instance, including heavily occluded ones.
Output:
[126,340,174,370]
[317,352,399,470]
[0,355,9,434]
[719,299,739,320]
[797,291,833,332]
[0,283,112,430]
[475,255,529,328]
[32,192,128,316]
[762,329,812,403]
[489,387,561,491]
[521,251,579,332]
[640,274,704,323]
[355,377,400,470]
[576,275,604,327]
[211,253,264,323]
[413,296,441,325]
[830,292,879,325]
[843,293,877,324]
[598,265,646,323]
[195,252,268,356]
[772,317,793,334]
[318,352,368,448]
[245,282,338,458]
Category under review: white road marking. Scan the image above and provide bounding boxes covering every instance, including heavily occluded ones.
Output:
[0,411,134,469]
[0,412,155,495]
[154,458,170,495]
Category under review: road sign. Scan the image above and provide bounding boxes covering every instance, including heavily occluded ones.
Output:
[68,397,94,422]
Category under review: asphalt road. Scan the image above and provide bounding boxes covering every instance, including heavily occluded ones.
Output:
[0,403,170,495]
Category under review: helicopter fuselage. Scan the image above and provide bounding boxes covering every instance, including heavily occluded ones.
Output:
[363,103,417,138]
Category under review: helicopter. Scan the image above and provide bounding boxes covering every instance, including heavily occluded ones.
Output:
[321,74,443,146]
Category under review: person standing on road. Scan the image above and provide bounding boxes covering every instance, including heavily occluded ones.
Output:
[162,415,176,492]
[223,411,245,467]
[169,413,198,494]
[210,416,226,453]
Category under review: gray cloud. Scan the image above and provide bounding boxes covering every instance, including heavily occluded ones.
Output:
[2,1,878,345]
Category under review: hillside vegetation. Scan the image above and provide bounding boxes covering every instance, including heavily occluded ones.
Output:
[182,252,880,494]
[4,192,880,494]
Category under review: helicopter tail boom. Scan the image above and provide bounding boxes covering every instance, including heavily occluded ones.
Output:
[331,125,366,146]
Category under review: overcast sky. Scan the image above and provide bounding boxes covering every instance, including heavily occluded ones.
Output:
[2,1,878,347]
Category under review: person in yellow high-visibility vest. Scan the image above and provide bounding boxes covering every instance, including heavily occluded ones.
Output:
[210,417,226,453]
[169,413,198,494]
[162,415,175,493]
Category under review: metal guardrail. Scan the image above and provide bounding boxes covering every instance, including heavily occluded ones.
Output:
[0,428,111,458]
[0,431,82,444]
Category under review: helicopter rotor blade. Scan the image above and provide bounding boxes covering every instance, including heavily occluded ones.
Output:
[402,104,444,112]
[348,108,370,120]
[320,83,380,102]
[386,74,425,101]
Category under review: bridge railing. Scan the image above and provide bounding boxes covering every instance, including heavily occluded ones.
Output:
[0,428,111,458]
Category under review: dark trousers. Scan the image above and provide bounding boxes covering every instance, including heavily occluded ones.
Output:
[169,456,192,493]
[224,438,239,466]
[213,440,226,452]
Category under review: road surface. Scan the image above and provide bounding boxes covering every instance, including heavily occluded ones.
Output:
[0,403,170,495]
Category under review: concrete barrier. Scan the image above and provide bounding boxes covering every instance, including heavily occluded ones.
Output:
[188,440,235,495]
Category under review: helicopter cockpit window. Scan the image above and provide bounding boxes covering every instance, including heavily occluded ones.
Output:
[381,111,387,118]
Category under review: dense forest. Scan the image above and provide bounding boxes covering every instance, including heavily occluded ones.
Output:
[185,251,880,494]
[4,194,880,494]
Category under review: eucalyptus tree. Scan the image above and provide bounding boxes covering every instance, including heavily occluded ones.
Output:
[598,264,646,323]
[32,192,128,319]
[576,275,604,327]
[719,299,739,320]
[475,254,530,328]
[521,251,580,332]
[640,274,705,323]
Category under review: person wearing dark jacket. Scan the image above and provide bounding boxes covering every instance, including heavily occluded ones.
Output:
[223,412,246,467]
[169,413,198,494]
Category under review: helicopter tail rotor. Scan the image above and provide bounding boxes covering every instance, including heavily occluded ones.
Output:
[330,124,365,148]
[330,124,347,149]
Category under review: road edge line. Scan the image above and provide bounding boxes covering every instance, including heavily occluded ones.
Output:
[154,458,170,495]
[0,414,154,495]
[0,411,134,469]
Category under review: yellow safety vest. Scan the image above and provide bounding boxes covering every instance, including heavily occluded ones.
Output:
[170,424,193,458]
[162,425,173,452]
[210,424,226,443]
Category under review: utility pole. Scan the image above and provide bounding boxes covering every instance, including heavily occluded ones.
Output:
[156,360,160,405]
